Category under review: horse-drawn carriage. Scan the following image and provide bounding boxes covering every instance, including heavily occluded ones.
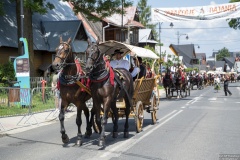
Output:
[162,68,190,99]
[189,74,204,90]
[52,38,160,147]
[229,72,237,83]
[94,40,160,133]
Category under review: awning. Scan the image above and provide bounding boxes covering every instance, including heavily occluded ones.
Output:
[98,40,159,59]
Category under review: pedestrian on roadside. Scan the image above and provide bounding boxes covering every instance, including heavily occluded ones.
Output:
[223,75,232,96]
[51,71,61,112]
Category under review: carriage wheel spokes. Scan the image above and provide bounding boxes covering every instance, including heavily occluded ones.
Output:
[135,101,144,133]
[151,94,157,124]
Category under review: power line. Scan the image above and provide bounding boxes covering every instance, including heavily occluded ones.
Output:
[160,27,232,29]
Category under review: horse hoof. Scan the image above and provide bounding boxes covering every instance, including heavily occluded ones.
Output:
[112,132,118,138]
[98,140,105,147]
[124,132,129,138]
[84,130,92,138]
[62,134,69,144]
[76,139,82,146]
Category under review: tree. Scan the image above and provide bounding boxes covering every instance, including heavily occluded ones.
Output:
[216,47,230,60]
[228,0,240,30]
[137,0,158,40]
[1,0,133,76]
[68,0,132,21]
[0,1,3,15]
[15,0,55,76]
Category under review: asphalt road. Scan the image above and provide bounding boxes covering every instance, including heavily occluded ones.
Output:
[1,82,240,160]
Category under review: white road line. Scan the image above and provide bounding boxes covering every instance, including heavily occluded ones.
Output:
[144,110,178,130]
[157,110,178,122]
[100,110,183,158]
[208,98,217,101]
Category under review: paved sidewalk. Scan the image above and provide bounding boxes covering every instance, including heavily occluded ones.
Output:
[0,107,77,135]
[0,89,165,135]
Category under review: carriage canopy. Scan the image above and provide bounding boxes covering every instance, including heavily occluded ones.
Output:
[98,40,159,59]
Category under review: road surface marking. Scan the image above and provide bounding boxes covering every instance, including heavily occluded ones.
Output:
[100,110,183,158]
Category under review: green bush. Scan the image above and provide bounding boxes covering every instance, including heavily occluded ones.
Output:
[0,62,16,87]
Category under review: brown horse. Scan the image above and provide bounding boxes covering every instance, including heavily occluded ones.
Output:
[85,40,134,147]
[162,68,172,98]
[173,69,184,98]
[52,37,92,146]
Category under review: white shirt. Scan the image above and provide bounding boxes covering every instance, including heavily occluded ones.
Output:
[170,66,176,73]
[131,66,140,77]
[215,77,220,83]
[110,59,130,70]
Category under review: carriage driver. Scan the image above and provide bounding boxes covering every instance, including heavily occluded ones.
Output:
[110,49,140,78]
[170,63,177,83]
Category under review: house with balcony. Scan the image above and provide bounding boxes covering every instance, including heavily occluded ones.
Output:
[0,0,91,77]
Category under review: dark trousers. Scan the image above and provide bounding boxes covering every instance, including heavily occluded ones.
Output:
[224,85,232,96]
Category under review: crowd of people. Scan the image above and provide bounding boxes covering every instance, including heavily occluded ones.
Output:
[161,63,234,96]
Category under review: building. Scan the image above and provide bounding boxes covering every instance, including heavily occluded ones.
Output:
[0,0,90,76]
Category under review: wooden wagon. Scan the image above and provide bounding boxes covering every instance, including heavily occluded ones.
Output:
[92,40,160,133]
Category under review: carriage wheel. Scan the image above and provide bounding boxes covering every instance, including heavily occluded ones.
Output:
[151,94,157,125]
[135,101,144,133]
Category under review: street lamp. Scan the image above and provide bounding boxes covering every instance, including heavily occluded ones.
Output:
[213,49,220,68]
[177,31,189,46]
[194,44,200,49]
[159,22,163,77]
[121,0,124,42]
[176,31,189,67]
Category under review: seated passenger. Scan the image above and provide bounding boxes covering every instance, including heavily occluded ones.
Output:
[110,49,130,70]
[133,57,146,81]
[146,63,154,78]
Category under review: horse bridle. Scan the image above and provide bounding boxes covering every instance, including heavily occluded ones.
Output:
[55,42,72,69]
[87,44,104,69]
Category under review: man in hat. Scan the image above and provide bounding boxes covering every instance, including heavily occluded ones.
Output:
[110,49,130,70]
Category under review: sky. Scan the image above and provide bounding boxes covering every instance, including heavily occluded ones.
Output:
[132,0,240,58]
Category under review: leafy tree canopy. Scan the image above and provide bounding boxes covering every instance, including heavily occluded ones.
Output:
[24,0,55,14]
[137,0,151,26]
[0,1,3,16]
[216,47,230,60]
[228,0,240,30]
[0,0,54,15]
[137,0,158,41]
[65,0,133,21]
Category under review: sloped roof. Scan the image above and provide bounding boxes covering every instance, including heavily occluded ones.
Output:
[216,61,225,68]
[196,53,206,60]
[139,29,158,44]
[169,44,196,66]
[68,3,99,42]
[207,60,215,70]
[0,0,88,52]
[102,6,144,28]
[224,57,235,69]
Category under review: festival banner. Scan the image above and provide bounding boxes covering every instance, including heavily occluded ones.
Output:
[151,2,240,22]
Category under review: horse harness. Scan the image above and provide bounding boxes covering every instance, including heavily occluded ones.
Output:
[87,47,131,102]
